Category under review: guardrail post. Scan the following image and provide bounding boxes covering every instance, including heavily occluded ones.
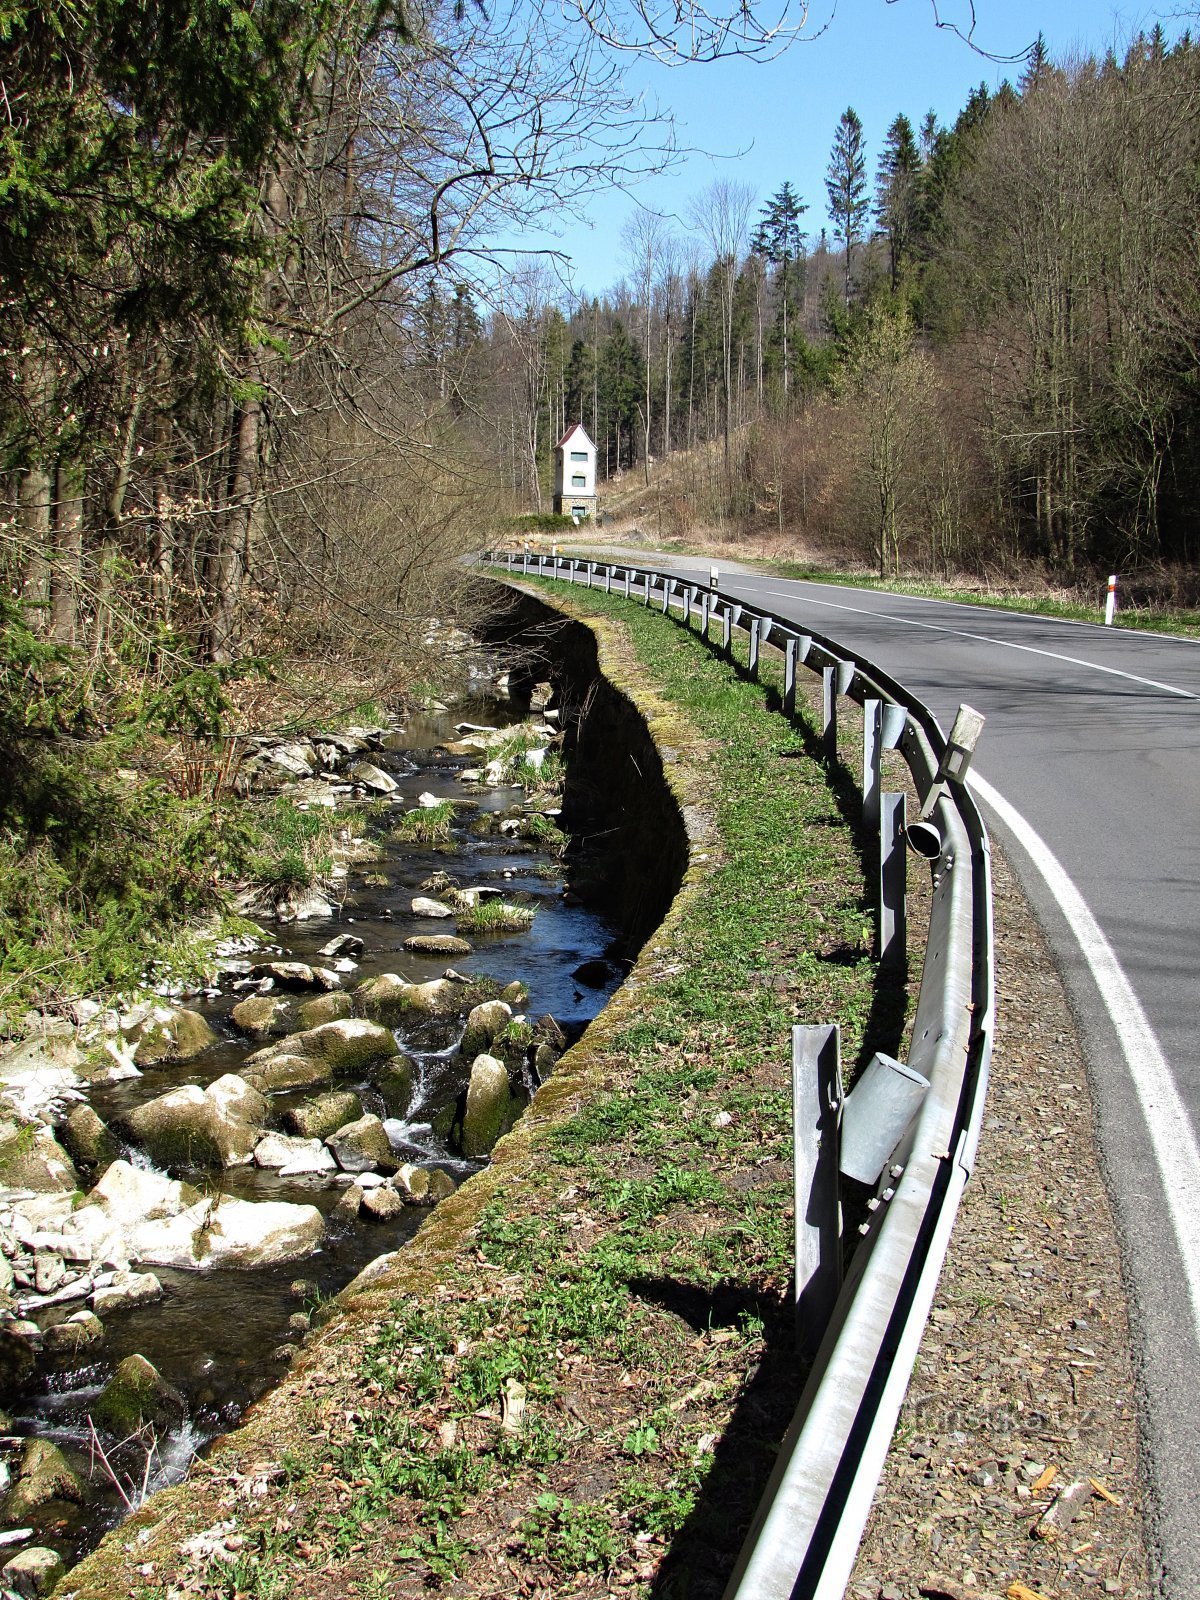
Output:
[863,699,883,833]
[684,585,696,626]
[623,570,631,598]
[793,1024,843,1357]
[879,792,907,970]
[822,665,837,762]
[587,561,596,588]
[748,617,760,678]
[700,592,710,637]
[662,578,672,615]
[784,637,797,720]
[727,604,742,662]
[721,605,732,655]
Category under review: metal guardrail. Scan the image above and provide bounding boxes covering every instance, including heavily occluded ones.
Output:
[486,550,996,1600]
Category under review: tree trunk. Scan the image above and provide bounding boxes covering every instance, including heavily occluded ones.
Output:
[206,357,263,662]
[50,460,84,644]
[18,465,52,630]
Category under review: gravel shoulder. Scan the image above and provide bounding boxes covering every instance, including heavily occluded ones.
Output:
[849,843,1154,1600]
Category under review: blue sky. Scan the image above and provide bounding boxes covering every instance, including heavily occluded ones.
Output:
[498,0,1184,299]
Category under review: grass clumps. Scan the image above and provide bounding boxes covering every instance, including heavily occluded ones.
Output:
[393,801,457,847]
[455,897,536,934]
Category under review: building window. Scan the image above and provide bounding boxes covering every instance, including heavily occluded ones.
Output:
[571,474,586,487]
[570,450,588,461]
[571,505,589,518]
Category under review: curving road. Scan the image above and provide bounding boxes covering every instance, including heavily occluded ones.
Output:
[587,550,1200,1598]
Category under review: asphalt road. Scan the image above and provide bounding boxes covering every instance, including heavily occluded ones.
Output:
[589,552,1200,1599]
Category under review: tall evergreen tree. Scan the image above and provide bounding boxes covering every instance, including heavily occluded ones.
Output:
[875,113,921,291]
[826,108,869,303]
[752,182,808,399]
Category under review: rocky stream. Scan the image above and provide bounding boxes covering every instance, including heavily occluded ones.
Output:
[0,663,630,1593]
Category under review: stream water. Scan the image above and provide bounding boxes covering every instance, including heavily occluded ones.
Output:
[2,689,627,1565]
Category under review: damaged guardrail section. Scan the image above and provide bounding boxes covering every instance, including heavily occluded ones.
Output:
[486,551,996,1600]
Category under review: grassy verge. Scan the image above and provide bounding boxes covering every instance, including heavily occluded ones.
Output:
[64,583,905,1600]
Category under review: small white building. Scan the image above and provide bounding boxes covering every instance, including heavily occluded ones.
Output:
[553,423,598,519]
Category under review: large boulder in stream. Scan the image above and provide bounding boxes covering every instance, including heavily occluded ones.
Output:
[461,1000,512,1058]
[253,1132,337,1175]
[460,1054,518,1159]
[283,1090,363,1142]
[244,1019,399,1094]
[3,1438,83,1516]
[242,1052,333,1094]
[325,1114,396,1174]
[296,991,354,1029]
[356,974,461,1024]
[0,1119,78,1193]
[92,1353,186,1437]
[122,1083,259,1169]
[376,1057,415,1118]
[60,1103,119,1169]
[355,973,415,1024]
[3,1546,66,1598]
[123,1003,218,1066]
[231,993,296,1039]
[131,1195,325,1270]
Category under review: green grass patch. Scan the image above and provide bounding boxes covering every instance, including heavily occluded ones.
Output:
[455,897,536,934]
[392,800,457,846]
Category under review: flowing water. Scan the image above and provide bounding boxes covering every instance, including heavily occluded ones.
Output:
[3,690,627,1563]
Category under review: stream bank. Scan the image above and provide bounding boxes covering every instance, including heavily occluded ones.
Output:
[0,603,688,1586]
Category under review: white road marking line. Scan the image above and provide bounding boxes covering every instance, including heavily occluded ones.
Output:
[749,585,1199,700]
[970,772,1200,1337]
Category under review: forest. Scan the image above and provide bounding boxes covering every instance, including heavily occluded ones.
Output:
[478,28,1200,595]
[2,4,1198,1003]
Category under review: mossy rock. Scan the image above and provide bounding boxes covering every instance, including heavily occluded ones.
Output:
[292,1019,400,1071]
[0,1122,79,1193]
[61,1104,119,1168]
[123,1086,257,1170]
[283,1091,363,1142]
[129,1006,218,1065]
[2,1545,66,1597]
[296,991,355,1029]
[375,1056,415,1118]
[3,1438,83,1517]
[461,1000,512,1058]
[243,1053,334,1095]
[355,973,417,1025]
[231,994,296,1039]
[460,1054,518,1159]
[92,1353,186,1437]
[0,1326,37,1392]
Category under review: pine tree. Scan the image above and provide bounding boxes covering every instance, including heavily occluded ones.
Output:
[1019,32,1052,95]
[875,114,921,292]
[826,108,869,304]
[752,182,808,399]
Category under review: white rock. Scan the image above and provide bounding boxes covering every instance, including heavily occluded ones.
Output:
[133,1197,325,1270]
[411,897,454,919]
[254,1134,336,1175]
[205,1074,269,1126]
